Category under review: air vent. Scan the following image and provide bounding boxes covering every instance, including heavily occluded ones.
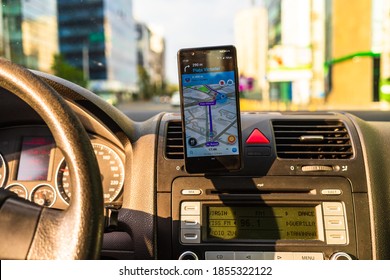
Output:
[165,121,184,159]
[272,120,353,159]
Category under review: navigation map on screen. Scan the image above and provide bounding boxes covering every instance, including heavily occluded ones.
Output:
[182,71,239,158]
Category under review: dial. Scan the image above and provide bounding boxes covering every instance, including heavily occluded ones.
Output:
[30,184,56,207]
[5,183,28,199]
[56,143,124,204]
[0,153,7,188]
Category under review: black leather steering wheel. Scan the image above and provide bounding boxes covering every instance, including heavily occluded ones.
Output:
[0,58,104,259]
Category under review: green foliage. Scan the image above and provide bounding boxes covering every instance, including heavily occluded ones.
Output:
[137,65,153,100]
[51,54,87,88]
[166,83,179,96]
[137,65,169,100]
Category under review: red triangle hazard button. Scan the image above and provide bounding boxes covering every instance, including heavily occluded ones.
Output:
[246,129,270,144]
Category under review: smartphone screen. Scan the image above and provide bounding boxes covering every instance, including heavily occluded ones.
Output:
[178,45,242,173]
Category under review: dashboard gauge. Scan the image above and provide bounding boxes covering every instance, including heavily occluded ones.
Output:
[5,183,28,199]
[56,143,125,204]
[0,153,6,188]
[30,184,56,207]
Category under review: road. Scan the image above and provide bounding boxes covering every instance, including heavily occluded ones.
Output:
[116,99,390,123]
[117,101,180,122]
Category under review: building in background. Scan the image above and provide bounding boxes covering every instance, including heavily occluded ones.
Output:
[0,0,58,73]
[234,6,268,101]
[136,22,165,88]
[149,30,165,88]
[309,0,326,103]
[378,0,390,101]
[57,0,137,94]
[265,0,315,106]
[266,0,282,49]
[325,0,373,106]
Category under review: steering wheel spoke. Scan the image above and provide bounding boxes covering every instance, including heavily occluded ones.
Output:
[0,191,42,259]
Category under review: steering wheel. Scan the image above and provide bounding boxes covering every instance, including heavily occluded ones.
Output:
[0,58,104,259]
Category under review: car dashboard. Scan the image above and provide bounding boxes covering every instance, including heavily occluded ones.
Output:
[1,71,390,260]
[156,112,374,260]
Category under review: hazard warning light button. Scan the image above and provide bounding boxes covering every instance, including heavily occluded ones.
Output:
[246,129,270,144]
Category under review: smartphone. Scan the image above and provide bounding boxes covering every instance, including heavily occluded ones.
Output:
[177,45,242,173]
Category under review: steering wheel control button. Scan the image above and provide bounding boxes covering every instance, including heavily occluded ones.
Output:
[5,184,28,199]
[235,252,263,260]
[205,251,234,260]
[263,252,294,260]
[302,165,333,172]
[179,251,199,260]
[321,189,342,196]
[181,229,201,244]
[180,215,200,229]
[181,202,201,215]
[246,129,270,144]
[294,252,324,260]
[181,189,202,195]
[330,252,353,260]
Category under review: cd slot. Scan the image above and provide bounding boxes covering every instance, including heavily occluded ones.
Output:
[207,189,316,196]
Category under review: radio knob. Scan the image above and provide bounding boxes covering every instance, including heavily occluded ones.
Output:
[330,252,352,260]
[178,251,199,260]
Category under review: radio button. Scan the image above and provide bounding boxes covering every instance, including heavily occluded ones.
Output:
[330,252,352,260]
[181,215,200,229]
[235,252,264,260]
[321,189,342,196]
[263,252,294,260]
[181,202,201,215]
[179,251,199,260]
[324,216,346,230]
[294,252,324,260]
[181,229,201,244]
[322,202,344,216]
[326,230,347,245]
[205,251,234,260]
[181,189,202,195]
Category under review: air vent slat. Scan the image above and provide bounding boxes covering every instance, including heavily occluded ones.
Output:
[273,124,345,129]
[274,131,349,134]
[165,121,184,159]
[276,137,350,140]
[277,144,351,148]
[272,120,353,159]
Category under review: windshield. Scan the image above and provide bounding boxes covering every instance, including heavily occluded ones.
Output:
[1,0,389,114]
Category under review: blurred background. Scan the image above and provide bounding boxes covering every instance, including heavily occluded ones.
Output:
[0,0,389,114]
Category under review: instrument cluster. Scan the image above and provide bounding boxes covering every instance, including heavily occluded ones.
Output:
[0,126,125,209]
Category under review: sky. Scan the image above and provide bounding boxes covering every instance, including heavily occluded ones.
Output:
[133,0,260,84]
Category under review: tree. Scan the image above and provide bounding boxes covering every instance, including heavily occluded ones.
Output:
[51,54,87,88]
[137,65,153,100]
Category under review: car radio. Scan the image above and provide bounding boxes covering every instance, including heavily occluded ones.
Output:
[171,176,356,260]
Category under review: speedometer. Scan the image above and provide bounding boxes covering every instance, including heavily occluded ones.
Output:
[56,143,125,204]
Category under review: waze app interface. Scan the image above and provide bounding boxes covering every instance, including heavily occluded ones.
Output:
[181,50,239,158]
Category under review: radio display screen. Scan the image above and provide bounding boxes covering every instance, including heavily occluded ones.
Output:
[206,205,318,241]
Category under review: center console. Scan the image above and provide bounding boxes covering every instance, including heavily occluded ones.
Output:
[172,176,354,260]
[156,113,372,260]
